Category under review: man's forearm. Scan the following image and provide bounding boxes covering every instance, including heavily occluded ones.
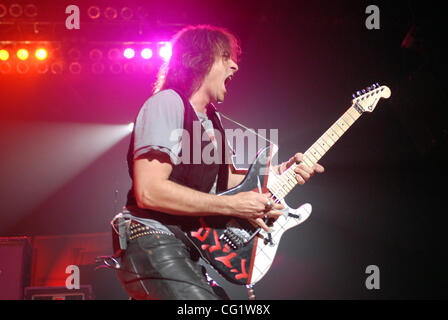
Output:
[136,179,234,217]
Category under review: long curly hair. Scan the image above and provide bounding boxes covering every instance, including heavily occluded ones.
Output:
[154,25,241,99]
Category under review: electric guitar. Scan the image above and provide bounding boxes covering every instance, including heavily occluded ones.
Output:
[186,84,391,285]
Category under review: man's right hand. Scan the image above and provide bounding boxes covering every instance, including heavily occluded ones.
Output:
[227,191,284,232]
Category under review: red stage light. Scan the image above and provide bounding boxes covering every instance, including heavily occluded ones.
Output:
[87,6,100,19]
[0,49,9,61]
[23,4,38,18]
[0,62,12,74]
[17,49,29,60]
[16,61,30,74]
[104,7,118,20]
[35,48,48,61]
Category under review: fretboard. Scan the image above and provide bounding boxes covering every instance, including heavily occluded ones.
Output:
[269,104,362,200]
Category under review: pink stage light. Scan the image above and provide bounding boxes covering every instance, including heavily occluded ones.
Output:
[159,43,172,61]
[123,48,135,59]
[141,48,153,59]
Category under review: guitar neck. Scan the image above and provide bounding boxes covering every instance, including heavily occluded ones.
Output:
[269,104,363,200]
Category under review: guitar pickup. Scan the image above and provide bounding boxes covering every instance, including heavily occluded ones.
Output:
[288,212,301,219]
[221,229,244,249]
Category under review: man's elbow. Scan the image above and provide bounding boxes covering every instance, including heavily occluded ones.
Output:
[135,187,159,210]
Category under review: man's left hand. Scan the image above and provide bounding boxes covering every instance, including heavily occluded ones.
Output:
[277,153,325,184]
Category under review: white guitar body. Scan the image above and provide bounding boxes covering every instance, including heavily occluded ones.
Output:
[250,170,313,284]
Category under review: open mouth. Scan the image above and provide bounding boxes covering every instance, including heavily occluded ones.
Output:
[224,74,233,87]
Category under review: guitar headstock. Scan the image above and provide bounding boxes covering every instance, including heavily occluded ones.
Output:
[351,83,391,113]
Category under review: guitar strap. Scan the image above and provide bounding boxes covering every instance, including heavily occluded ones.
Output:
[218,111,277,146]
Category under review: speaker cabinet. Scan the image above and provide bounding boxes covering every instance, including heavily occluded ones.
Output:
[0,237,32,300]
[24,285,94,300]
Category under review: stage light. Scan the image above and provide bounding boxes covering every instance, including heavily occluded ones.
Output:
[0,49,9,61]
[16,62,30,74]
[136,6,149,20]
[9,3,23,18]
[0,122,132,233]
[17,49,29,61]
[50,62,63,74]
[36,62,49,74]
[141,48,152,59]
[0,62,12,74]
[35,48,48,61]
[0,4,7,18]
[89,48,103,61]
[87,6,101,19]
[68,62,82,75]
[104,7,118,20]
[107,48,121,61]
[124,62,135,74]
[159,43,172,61]
[110,63,122,74]
[68,48,81,61]
[123,48,135,59]
[120,7,133,20]
[127,122,134,133]
[24,4,38,18]
[91,62,105,74]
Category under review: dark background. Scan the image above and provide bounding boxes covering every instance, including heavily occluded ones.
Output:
[0,0,446,299]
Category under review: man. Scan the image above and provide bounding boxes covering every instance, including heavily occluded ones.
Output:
[116,25,324,300]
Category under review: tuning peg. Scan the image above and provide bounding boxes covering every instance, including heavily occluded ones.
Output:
[356,91,361,96]
[352,93,356,99]
[366,86,372,91]
[375,82,380,87]
[362,89,366,94]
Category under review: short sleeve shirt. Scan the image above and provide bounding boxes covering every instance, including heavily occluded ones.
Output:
[127,89,227,232]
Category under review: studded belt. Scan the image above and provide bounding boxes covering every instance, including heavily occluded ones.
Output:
[129,221,173,241]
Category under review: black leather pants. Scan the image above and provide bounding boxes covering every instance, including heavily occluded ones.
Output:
[117,233,229,300]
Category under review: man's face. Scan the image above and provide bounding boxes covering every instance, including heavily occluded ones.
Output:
[202,53,239,104]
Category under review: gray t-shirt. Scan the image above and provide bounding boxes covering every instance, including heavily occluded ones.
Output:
[133,89,184,165]
[126,89,226,233]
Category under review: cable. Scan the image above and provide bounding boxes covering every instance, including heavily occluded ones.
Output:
[218,111,277,147]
